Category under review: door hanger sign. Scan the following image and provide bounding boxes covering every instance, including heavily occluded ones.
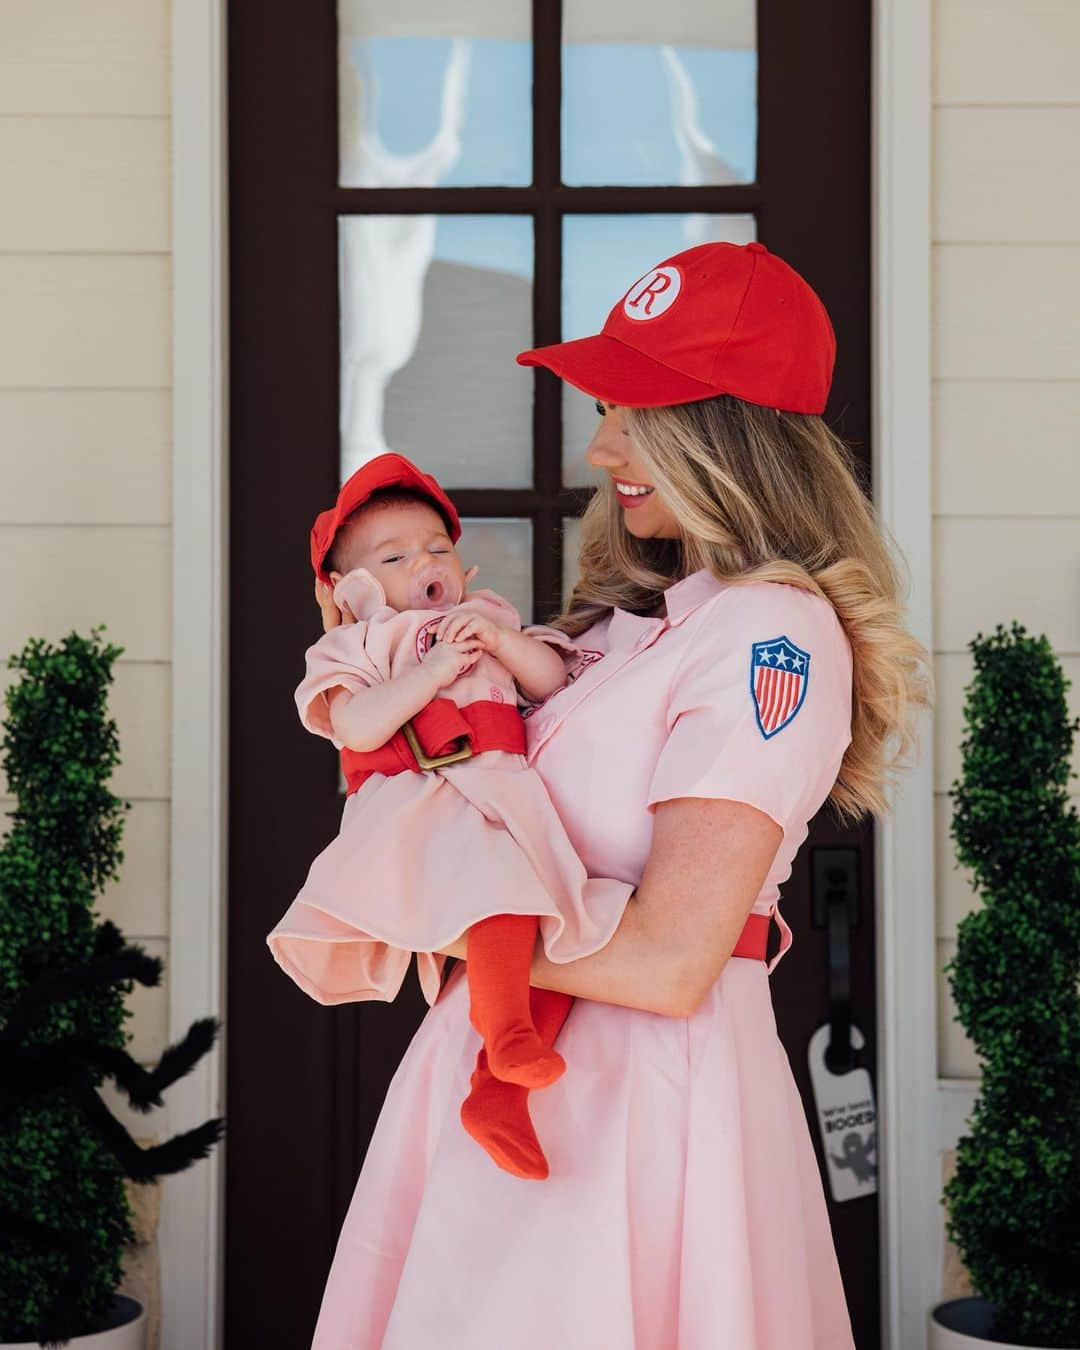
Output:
[807,1022,878,1203]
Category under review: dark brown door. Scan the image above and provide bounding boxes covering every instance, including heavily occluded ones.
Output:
[227,3,875,1346]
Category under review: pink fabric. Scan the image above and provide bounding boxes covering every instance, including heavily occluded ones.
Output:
[306,568,857,1350]
[289,567,581,745]
[266,567,635,1007]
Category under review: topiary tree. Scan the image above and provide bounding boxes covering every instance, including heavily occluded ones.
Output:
[0,627,225,1346]
[944,620,1080,1347]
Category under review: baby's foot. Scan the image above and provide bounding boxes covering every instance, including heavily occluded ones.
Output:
[486,1027,566,1089]
[460,1049,551,1180]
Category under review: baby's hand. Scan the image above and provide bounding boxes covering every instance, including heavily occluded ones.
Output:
[421,638,483,691]
[433,612,504,657]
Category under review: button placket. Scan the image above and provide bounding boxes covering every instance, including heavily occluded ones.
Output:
[525,615,669,764]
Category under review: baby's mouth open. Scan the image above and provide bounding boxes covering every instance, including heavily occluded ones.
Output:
[408,567,462,610]
[423,578,447,604]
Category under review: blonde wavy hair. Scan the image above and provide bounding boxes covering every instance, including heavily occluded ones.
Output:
[547,393,934,826]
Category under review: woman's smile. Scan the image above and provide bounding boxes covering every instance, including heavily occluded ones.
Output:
[612,476,655,508]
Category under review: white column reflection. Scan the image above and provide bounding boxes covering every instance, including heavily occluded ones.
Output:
[338,36,470,479]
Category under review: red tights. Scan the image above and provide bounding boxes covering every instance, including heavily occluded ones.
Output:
[458,913,573,1180]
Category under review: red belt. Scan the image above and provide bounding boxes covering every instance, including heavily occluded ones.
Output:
[341,697,772,964]
[730,911,771,961]
[340,697,526,796]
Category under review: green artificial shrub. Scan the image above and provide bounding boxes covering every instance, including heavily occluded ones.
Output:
[0,628,224,1346]
[944,620,1080,1347]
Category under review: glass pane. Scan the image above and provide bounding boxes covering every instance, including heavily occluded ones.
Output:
[339,214,533,487]
[562,516,583,604]
[561,213,756,486]
[460,517,533,623]
[562,4,757,186]
[338,2,532,187]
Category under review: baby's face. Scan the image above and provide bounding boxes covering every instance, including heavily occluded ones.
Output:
[329,499,468,611]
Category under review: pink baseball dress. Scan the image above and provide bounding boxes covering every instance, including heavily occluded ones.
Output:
[308,567,858,1350]
[266,566,635,1009]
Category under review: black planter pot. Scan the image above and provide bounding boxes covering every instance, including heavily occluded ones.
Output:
[929,1296,1068,1350]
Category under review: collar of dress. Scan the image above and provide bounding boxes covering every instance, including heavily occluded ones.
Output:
[605,567,729,649]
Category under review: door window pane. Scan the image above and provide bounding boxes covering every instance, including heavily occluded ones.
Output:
[338,2,532,187]
[561,213,756,486]
[339,214,533,486]
[460,517,533,622]
[562,3,757,186]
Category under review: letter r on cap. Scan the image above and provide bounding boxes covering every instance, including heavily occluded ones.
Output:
[622,265,682,321]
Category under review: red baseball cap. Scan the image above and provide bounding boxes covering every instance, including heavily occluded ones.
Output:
[310,452,462,584]
[516,240,835,414]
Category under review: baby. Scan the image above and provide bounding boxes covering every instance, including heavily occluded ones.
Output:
[266,453,634,1180]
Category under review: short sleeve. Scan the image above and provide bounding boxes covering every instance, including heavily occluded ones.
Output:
[646,591,853,837]
[293,624,384,748]
[463,588,524,630]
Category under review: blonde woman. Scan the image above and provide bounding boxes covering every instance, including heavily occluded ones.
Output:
[309,241,933,1350]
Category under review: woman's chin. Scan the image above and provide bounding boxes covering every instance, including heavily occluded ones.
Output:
[621,509,662,539]
[618,498,680,540]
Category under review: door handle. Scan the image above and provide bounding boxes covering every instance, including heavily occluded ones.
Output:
[810,847,860,1073]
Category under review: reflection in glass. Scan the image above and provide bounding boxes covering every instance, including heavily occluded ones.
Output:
[562,5,757,186]
[338,2,531,188]
[460,517,533,623]
[339,214,533,487]
[561,213,756,487]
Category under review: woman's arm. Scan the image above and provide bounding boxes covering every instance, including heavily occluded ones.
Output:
[436,795,783,1018]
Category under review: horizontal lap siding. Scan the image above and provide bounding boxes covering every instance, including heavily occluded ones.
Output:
[932,0,1080,1299]
[0,0,172,1073]
[932,0,1080,1076]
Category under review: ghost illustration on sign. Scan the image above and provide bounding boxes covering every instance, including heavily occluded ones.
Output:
[829,1129,877,1186]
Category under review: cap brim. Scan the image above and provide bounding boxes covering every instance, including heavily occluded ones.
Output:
[516,332,720,407]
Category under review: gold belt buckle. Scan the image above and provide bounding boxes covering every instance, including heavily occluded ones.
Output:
[401,718,474,770]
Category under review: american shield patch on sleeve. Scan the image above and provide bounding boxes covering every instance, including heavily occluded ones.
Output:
[750,635,810,738]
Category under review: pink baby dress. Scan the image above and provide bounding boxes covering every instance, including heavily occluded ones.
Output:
[265,566,636,1009]
[306,568,858,1350]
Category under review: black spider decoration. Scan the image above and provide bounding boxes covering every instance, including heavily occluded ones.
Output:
[0,916,225,1347]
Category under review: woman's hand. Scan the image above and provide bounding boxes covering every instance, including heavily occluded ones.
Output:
[434,933,468,960]
[315,578,356,633]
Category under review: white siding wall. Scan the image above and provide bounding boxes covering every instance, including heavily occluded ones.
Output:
[0,0,172,1140]
[932,0,1080,1080]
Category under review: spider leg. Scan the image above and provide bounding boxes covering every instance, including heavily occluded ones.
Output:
[3,943,163,1045]
[73,1079,226,1183]
[11,1017,220,1110]
[142,1016,221,1097]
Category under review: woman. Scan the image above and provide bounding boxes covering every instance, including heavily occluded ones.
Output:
[309,240,933,1349]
